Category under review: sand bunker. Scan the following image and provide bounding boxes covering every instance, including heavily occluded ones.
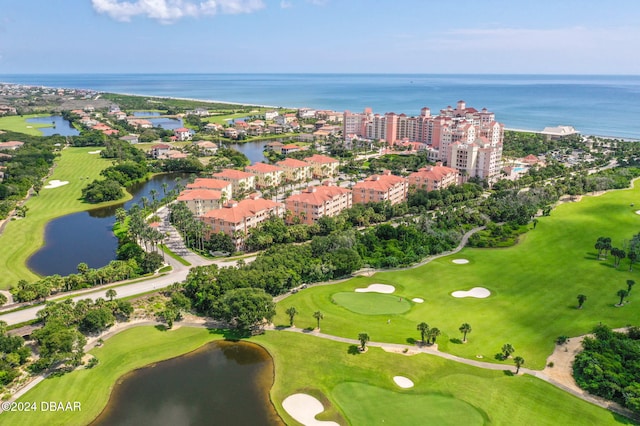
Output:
[355,284,395,294]
[44,180,69,189]
[452,287,491,299]
[393,376,414,388]
[282,394,339,426]
[412,298,424,303]
[452,259,469,264]
[635,210,640,215]
[88,150,102,154]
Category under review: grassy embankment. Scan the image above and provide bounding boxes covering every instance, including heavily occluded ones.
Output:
[0,114,54,136]
[2,326,630,426]
[274,182,640,370]
[0,147,129,289]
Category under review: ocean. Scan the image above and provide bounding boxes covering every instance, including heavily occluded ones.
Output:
[1,73,639,139]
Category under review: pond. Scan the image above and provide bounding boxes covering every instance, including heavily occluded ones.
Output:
[91,340,283,426]
[225,141,270,164]
[27,174,187,277]
[132,111,162,117]
[149,117,183,130]
[26,115,80,136]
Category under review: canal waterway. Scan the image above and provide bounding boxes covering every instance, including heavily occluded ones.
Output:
[91,340,283,426]
[27,174,186,277]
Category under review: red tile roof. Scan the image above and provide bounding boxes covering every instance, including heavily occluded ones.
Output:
[245,162,283,173]
[354,171,406,191]
[409,166,457,181]
[186,178,231,190]
[285,185,351,206]
[277,158,310,168]
[177,189,223,201]
[202,198,282,224]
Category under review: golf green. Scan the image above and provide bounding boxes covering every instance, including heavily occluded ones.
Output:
[333,382,485,426]
[332,292,411,315]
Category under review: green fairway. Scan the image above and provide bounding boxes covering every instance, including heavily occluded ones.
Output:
[0,147,129,288]
[332,292,412,315]
[275,182,640,369]
[0,114,53,136]
[1,326,223,426]
[253,331,630,425]
[4,326,631,425]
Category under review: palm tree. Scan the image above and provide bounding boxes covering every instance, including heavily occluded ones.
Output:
[285,306,298,327]
[428,327,441,344]
[106,288,117,301]
[313,311,324,330]
[617,289,629,306]
[358,332,370,351]
[577,294,587,309]
[459,323,472,342]
[416,322,429,345]
[513,356,525,374]
[501,343,515,359]
[627,279,636,294]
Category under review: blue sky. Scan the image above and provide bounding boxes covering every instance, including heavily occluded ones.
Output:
[1,0,639,74]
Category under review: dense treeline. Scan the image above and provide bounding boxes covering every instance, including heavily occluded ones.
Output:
[502,131,582,158]
[573,325,640,413]
[0,132,60,218]
[368,152,431,175]
[100,93,243,112]
[0,323,30,388]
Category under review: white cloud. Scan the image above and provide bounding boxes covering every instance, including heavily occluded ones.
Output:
[91,0,265,23]
[280,0,292,8]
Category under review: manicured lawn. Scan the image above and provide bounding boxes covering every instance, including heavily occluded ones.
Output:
[274,183,640,369]
[7,327,628,425]
[2,326,223,426]
[331,292,411,315]
[0,114,53,136]
[203,108,268,125]
[253,331,630,425]
[0,147,128,288]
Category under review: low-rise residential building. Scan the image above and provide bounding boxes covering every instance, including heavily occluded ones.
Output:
[304,154,340,178]
[212,169,256,194]
[150,143,171,159]
[277,158,313,183]
[285,182,352,225]
[193,140,218,155]
[245,162,284,188]
[0,141,24,151]
[201,196,285,249]
[174,127,192,141]
[352,170,408,205]
[186,178,233,200]
[281,144,301,155]
[177,189,223,216]
[120,134,139,144]
[264,110,279,120]
[408,163,459,191]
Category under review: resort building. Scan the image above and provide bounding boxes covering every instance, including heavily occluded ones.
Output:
[343,101,504,172]
[447,137,503,182]
[192,140,218,155]
[212,169,256,194]
[177,189,223,216]
[352,170,408,205]
[284,182,352,225]
[408,163,459,191]
[276,158,313,183]
[245,162,284,188]
[304,154,340,178]
[201,196,285,249]
[186,178,233,201]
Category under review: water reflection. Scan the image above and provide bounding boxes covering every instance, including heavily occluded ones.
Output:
[92,340,283,426]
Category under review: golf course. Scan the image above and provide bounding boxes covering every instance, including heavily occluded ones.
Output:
[0,114,56,137]
[3,179,640,425]
[0,147,129,288]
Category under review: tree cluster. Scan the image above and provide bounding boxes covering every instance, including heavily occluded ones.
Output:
[0,322,30,388]
[573,325,640,412]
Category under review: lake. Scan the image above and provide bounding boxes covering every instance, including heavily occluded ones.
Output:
[26,115,79,136]
[225,141,269,164]
[27,174,186,277]
[91,340,283,426]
